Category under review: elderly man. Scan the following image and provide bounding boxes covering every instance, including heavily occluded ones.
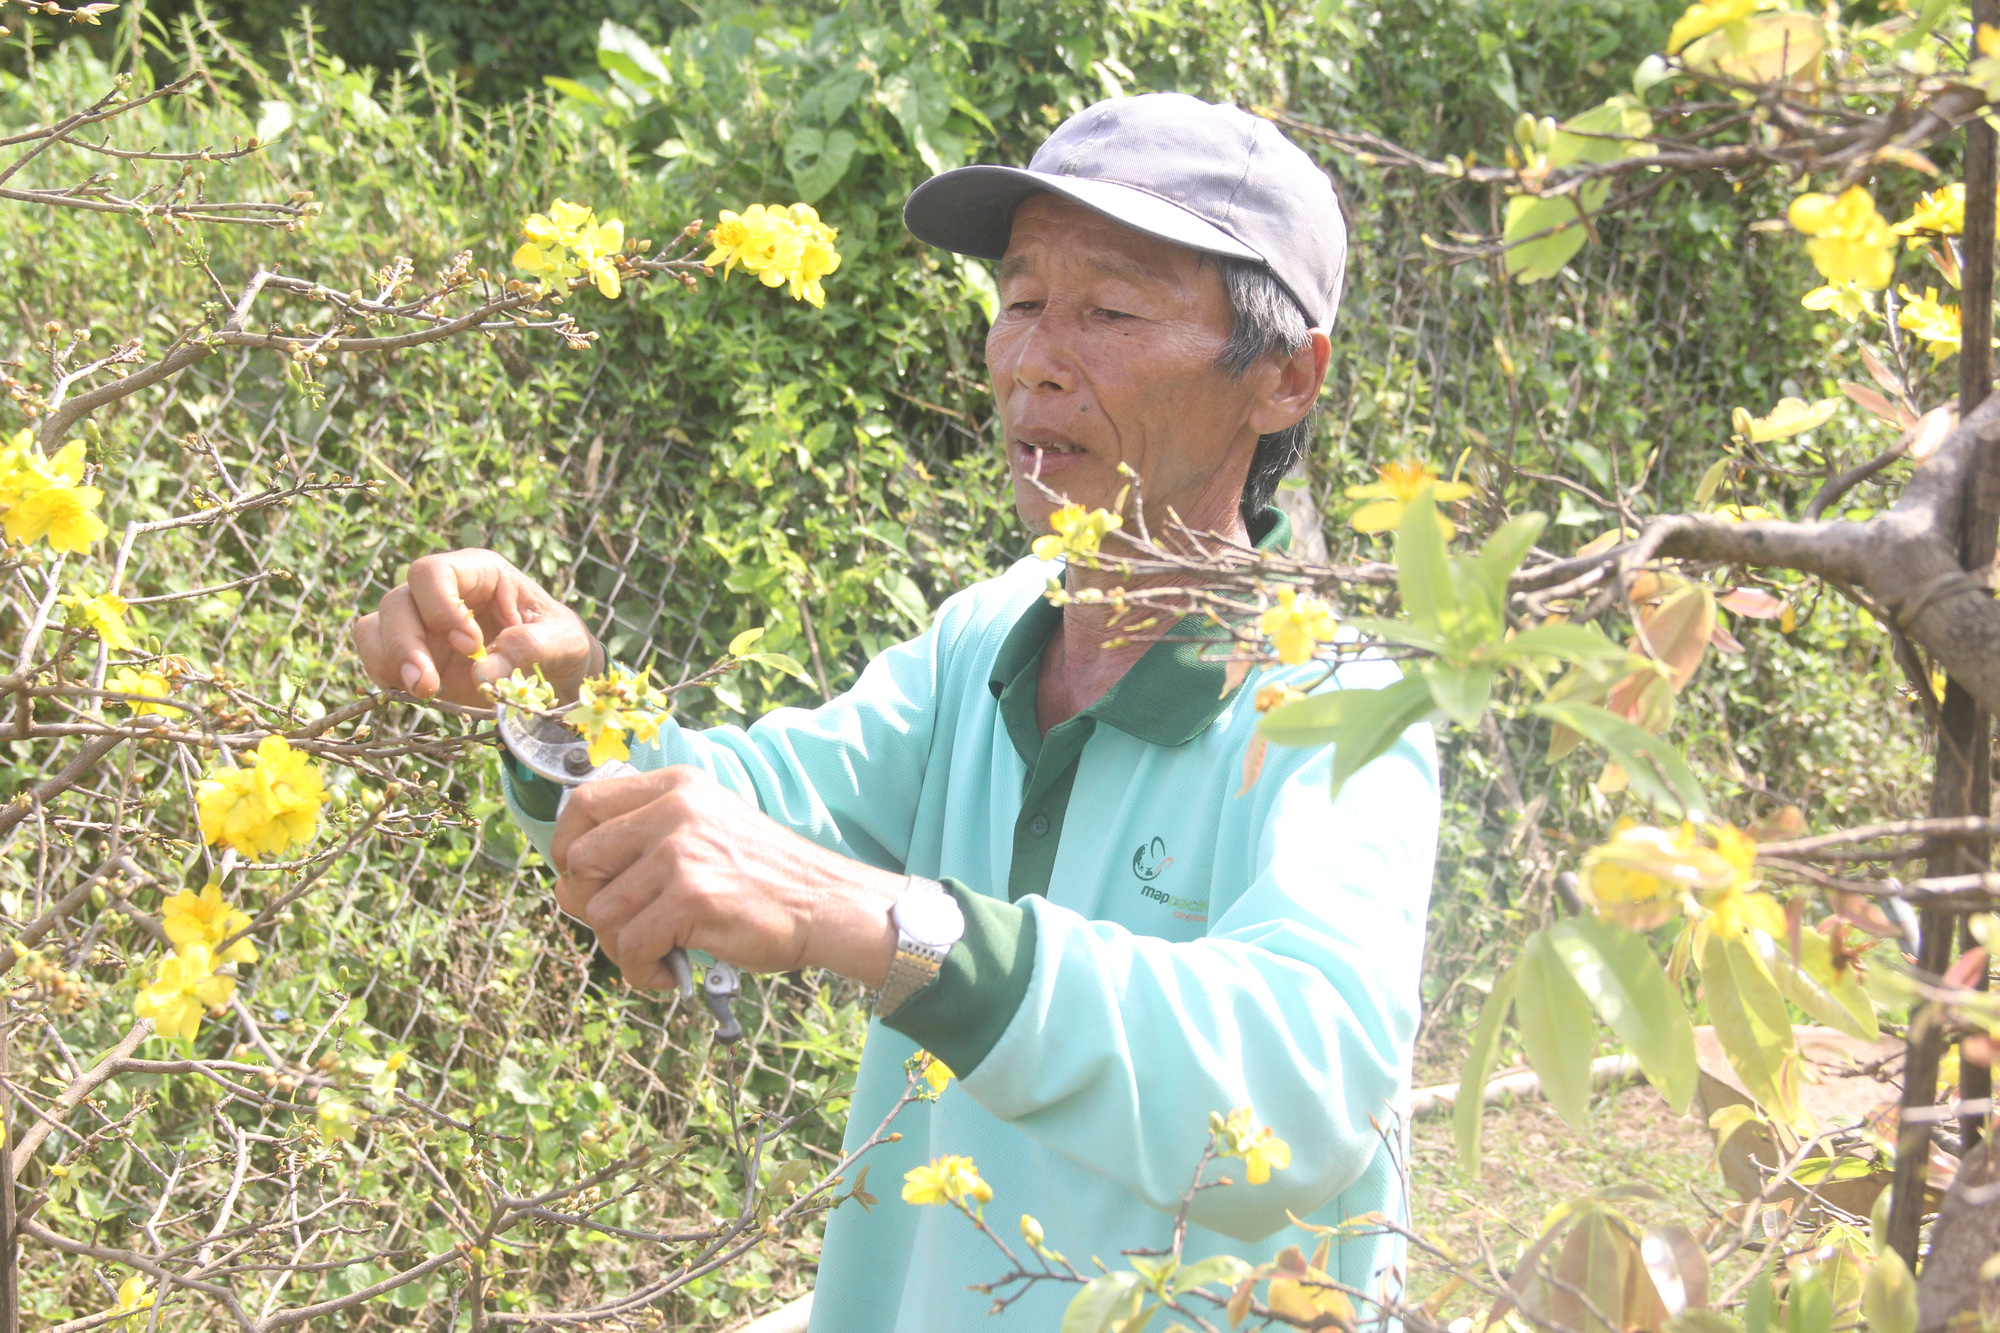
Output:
[353,93,1437,1331]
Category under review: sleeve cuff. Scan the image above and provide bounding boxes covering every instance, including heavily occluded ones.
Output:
[880,879,1036,1077]
[500,749,563,824]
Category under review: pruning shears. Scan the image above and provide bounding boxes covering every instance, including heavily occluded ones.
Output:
[495,704,743,1042]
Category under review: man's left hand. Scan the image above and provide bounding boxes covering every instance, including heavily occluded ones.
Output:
[549,766,902,991]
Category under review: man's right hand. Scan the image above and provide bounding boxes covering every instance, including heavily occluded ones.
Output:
[352,550,599,707]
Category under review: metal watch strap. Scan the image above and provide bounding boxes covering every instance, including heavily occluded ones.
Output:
[875,876,955,1020]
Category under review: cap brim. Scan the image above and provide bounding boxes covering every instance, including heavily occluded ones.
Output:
[904,166,1263,267]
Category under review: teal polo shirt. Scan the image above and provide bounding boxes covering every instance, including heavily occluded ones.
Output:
[503,508,1440,1333]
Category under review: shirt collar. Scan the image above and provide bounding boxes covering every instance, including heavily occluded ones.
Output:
[987,505,1294,748]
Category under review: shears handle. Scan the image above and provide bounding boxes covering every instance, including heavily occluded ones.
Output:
[553,770,742,1043]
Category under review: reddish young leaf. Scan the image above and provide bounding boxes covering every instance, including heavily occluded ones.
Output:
[1840,380,1918,429]
[1718,587,1786,619]
[1859,343,1906,397]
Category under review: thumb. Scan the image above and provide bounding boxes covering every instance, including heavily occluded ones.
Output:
[474,616,591,689]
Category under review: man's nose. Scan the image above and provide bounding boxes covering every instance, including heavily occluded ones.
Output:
[1002,312,1076,396]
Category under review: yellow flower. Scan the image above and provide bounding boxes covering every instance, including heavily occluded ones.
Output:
[1345,459,1475,540]
[1892,184,1987,237]
[1665,0,1759,53]
[1788,187,1896,292]
[107,666,171,709]
[61,591,136,652]
[705,203,843,305]
[562,666,670,767]
[513,199,626,298]
[1731,396,1839,444]
[1579,819,1766,932]
[109,1272,154,1320]
[161,882,258,965]
[1216,1106,1292,1185]
[1983,23,2000,56]
[1258,588,1339,666]
[1031,503,1123,562]
[317,1098,361,1145]
[133,943,236,1041]
[1,440,107,553]
[196,735,330,858]
[1898,285,1962,360]
[919,1052,955,1094]
[1800,281,1874,321]
[1020,1213,1045,1249]
[901,1154,993,1207]
[1267,1260,1355,1325]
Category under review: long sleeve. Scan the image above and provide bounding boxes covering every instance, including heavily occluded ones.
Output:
[947,722,1438,1243]
[500,587,982,869]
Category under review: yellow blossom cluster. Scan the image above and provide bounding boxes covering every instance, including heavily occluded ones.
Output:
[1664,0,1759,54]
[1213,1105,1292,1185]
[1031,502,1123,563]
[1258,588,1339,666]
[1346,458,1475,540]
[902,1154,993,1207]
[1788,188,1896,315]
[705,204,843,308]
[566,666,671,767]
[1579,818,1783,937]
[514,200,627,299]
[0,430,107,553]
[163,882,259,965]
[133,943,236,1042]
[108,1273,154,1321]
[910,1049,955,1095]
[1898,286,1963,361]
[196,735,330,858]
[107,665,172,709]
[61,590,135,652]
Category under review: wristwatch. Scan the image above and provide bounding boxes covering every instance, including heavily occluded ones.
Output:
[875,876,965,1019]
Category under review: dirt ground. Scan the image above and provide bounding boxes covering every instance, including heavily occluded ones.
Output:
[1403,1079,1728,1310]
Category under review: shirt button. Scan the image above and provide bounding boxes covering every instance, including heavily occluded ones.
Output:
[1028,812,1051,837]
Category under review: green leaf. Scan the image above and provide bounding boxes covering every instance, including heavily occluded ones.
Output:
[1340,615,1449,655]
[1695,457,1730,506]
[1666,1315,1744,1333]
[1170,1255,1252,1296]
[1515,929,1600,1133]
[1545,916,1698,1113]
[1749,931,1875,1041]
[1785,1266,1833,1333]
[1491,623,1629,667]
[495,1057,549,1107]
[1470,512,1548,610]
[1395,487,1455,635]
[727,627,767,656]
[1697,931,1801,1125]
[1454,957,1522,1176]
[596,19,670,90]
[1062,1271,1143,1333]
[1789,928,1879,1039]
[1530,700,1709,817]
[1331,676,1439,801]
[1861,1248,1918,1333]
[541,76,607,106]
[746,651,813,685]
[1503,182,1608,284]
[784,126,859,204]
[1421,662,1496,727]
[1744,1274,1776,1333]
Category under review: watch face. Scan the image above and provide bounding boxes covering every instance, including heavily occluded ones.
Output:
[894,889,965,949]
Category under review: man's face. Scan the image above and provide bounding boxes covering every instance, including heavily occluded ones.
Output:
[986,194,1268,536]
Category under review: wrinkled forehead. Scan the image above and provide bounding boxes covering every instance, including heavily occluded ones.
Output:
[996,193,1215,290]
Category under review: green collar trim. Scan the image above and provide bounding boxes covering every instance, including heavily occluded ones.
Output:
[988,505,1293,750]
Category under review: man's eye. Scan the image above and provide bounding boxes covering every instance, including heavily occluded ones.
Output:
[1006,300,1042,314]
[1097,308,1134,321]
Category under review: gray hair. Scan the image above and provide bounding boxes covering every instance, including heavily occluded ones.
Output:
[1212,257,1317,516]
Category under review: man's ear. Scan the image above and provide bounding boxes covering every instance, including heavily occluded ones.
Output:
[1246,329,1332,436]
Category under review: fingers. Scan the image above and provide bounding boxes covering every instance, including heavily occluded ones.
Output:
[477,614,592,694]
[550,769,688,873]
[372,586,442,696]
[406,551,507,660]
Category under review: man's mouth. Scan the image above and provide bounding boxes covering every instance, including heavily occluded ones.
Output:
[1014,438,1088,474]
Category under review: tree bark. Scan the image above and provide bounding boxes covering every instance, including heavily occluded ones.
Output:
[1889,58,2000,1270]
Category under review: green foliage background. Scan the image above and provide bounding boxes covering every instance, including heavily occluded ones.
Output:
[0,0,1945,1323]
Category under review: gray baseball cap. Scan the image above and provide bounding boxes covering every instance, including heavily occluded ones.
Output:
[904,93,1346,329]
